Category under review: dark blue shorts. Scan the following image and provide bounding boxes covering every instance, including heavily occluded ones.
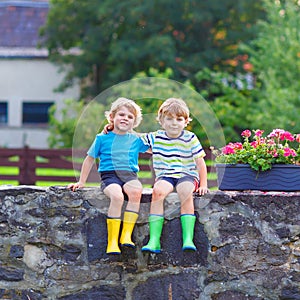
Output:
[156,175,199,191]
[100,170,138,191]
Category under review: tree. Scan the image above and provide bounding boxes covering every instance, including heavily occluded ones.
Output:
[241,0,300,133]
[40,0,265,98]
[194,68,255,142]
[191,0,300,142]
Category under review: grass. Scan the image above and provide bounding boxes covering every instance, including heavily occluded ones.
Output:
[0,159,218,189]
[0,165,153,187]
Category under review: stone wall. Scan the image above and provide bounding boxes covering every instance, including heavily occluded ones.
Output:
[0,185,299,300]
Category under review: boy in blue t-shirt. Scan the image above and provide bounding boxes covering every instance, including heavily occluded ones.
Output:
[68,97,149,254]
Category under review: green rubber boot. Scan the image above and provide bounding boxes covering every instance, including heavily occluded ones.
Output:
[181,214,197,251]
[142,214,164,253]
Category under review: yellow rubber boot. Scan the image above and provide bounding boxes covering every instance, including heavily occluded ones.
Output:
[106,218,121,254]
[120,211,139,248]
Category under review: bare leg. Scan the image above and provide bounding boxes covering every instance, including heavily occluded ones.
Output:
[142,180,172,253]
[176,181,195,215]
[123,179,143,213]
[103,184,124,217]
[120,180,143,248]
[176,181,197,251]
[103,183,124,254]
[150,180,174,215]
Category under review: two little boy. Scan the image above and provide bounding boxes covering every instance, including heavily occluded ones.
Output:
[69,97,208,254]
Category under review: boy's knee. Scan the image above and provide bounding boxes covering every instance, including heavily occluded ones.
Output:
[125,187,142,201]
[110,195,124,204]
[152,187,166,200]
[128,191,142,201]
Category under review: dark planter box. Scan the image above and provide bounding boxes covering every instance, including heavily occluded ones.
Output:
[216,163,300,191]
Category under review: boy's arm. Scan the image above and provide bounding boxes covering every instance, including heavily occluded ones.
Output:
[68,155,95,191]
[195,156,209,195]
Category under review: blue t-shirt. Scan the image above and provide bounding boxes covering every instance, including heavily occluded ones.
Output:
[87,131,149,173]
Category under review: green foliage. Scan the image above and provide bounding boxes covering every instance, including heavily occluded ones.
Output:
[91,72,225,148]
[48,99,105,148]
[41,0,265,98]
[240,0,300,133]
[193,0,300,142]
[48,99,82,148]
[194,68,255,142]
[72,101,106,149]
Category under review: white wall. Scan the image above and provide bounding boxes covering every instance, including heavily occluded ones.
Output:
[0,58,80,148]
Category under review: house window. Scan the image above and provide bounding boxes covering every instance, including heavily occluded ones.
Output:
[22,102,54,124]
[0,102,8,124]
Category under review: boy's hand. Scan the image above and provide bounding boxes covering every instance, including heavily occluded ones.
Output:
[103,123,114,134]
[197,186,209,195]
[68,182,84,191]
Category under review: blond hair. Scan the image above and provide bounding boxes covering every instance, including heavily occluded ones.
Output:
[157,98,192,124]
[105,97,142,128]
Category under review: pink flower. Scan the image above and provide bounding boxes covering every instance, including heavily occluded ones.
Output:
[254,129,264,137]
[268,149,278,157]
[250,141,258,148]
[222,142,243,154]
[215,128,300,171]
[267,139,276,146]
[241,130,251,138]
[268,129,295,141]
[283,148,296,157]
[280,131,295,142]
[268,129,285,138]
[233,142,243,150]
[222,144,235,155]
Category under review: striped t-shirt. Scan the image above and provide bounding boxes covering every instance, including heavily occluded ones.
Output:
[141,130,205,179]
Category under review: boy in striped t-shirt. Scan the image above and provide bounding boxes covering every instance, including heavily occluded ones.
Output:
[142,98,208,253]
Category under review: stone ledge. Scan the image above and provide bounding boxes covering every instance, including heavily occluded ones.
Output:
[0,185,299,299]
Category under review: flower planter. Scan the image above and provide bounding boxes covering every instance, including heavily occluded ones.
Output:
[216,163,300,191]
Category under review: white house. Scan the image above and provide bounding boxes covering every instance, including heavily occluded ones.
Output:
[0,0,80,148]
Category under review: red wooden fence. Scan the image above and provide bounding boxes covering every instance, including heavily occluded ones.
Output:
[0,147,217,187]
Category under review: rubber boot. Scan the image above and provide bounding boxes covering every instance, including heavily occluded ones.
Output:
[181,214,197,251]
[120,211,139,248]
[142,214,164,253]
[106,218,121,254]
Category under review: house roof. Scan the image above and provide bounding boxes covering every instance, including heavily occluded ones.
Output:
[0,1,49,57]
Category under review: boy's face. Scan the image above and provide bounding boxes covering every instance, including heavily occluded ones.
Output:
[110,106,135,134]
[160,114,188,138]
